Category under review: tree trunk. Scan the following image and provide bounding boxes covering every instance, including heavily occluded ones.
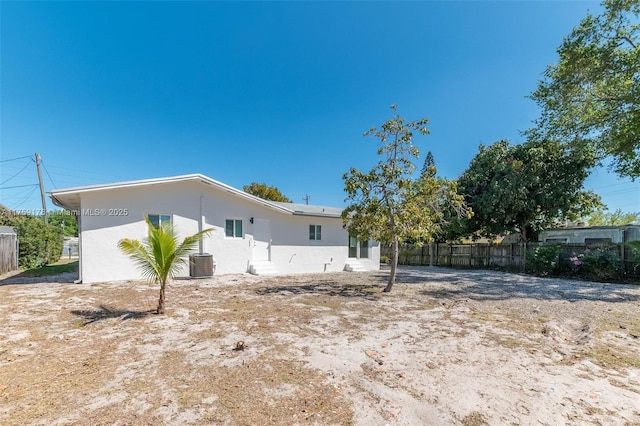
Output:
[520,224,528,243]
[384,236,399,292]
[157,281,166,314]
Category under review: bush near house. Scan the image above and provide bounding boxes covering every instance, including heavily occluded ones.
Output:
[0,206,63,269]
[525,245,562,276]
[14,218,63,269]
[572,246,623,282]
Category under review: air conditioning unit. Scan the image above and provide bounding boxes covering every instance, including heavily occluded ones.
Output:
[189,254,214,278]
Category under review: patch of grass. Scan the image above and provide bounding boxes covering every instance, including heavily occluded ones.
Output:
[536,315,549,323]
[494,336,527,349]
[20,260,78,277]
[595,313,640,338]
[587,344,640,371]
[461,411,489,426]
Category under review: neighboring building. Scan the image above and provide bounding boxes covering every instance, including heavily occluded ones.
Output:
[539,225,640,244]
[49,174,379,284]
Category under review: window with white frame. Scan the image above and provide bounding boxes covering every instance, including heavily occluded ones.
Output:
[225,219,243,238]
[309,224,322,241]
[147,214,171,229]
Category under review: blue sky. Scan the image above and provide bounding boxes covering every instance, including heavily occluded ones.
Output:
[1,1,638,214]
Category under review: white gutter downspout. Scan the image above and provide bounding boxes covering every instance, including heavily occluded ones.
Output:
[199,195,204,254]
[74,203,83,284]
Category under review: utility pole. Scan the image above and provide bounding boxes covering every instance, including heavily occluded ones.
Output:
[35,153,47,224]
[303,194,310,205]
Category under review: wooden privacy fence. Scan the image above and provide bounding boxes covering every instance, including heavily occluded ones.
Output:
[382,242,640,279]
[387,243,531,270]
[0,233,19,274]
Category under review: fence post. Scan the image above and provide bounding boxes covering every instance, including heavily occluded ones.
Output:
[510,244,514,266]
[449,244,453,267]
[486,243,491,267]
[434,243,438,266]
[429,243,433,266]
[470,244,474,268]
[620,242,625,278]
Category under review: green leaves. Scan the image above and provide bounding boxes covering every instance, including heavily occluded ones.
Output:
[529,0,640,178]
[243,182,291,202]
[118,216,213,314]
[343,106,470,289]
[583,207,640,225]
[0,206,63,268]
[456,139,600,241]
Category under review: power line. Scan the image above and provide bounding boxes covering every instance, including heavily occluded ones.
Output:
[597,188,640,196]
[0,155,33,163]
[588,180,635,190]
[43,164,131,180]
[0,183,39,190]
[11,185,40,208]
[0,158,33,186]
[41,161,57,189]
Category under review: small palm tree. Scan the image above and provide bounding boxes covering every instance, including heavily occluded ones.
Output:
[118,216,213,314]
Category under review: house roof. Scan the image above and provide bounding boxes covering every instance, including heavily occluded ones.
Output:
[544,225,640,231]
[49,174,343,218]
[271,202,343,218]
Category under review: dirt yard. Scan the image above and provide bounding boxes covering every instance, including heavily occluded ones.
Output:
[1,267,639,425]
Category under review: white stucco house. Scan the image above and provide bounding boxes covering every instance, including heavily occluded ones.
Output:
[49,174,379,284]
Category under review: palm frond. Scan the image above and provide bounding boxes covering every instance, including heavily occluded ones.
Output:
[117,238,162,282]
[119,217,214,285]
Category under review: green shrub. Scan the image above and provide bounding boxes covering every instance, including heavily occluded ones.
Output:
[380,255,390,264]
[526,245,561,276]
[580,246,622,282]
[12,216,63,269]
[399,249,413,265]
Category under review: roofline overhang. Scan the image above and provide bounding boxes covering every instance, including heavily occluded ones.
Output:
[48,174,343,217]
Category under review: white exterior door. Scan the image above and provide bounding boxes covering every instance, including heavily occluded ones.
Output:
[253,219,271,261]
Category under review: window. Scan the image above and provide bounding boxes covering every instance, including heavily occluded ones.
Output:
[360,239,369,258]
[148,214,171,228]
[349,234,369,258]
[585,238,611,245]
[349,235,358,257]
[309,224,322,241]
[225,219,243,238]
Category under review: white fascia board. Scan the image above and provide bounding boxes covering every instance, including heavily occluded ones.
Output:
[48,174,296,215]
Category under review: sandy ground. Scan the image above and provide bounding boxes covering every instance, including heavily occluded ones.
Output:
[0,266,639,425]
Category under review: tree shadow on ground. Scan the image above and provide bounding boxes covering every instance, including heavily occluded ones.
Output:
[394,266,640,304]
[71,305,155,325]
[255,274,390,299]
[0,271,79,286]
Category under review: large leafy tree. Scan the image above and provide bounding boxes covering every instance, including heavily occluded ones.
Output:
[118,217,213,314]
[342,105,469,292]
[529,0,640,178]
[47,210,78,237]
[243,182,292,202]
[456,139,600,241]
[583,207,640,225]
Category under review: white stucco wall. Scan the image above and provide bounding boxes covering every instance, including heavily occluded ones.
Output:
[539,227,640,244]
[76,180,379,283]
